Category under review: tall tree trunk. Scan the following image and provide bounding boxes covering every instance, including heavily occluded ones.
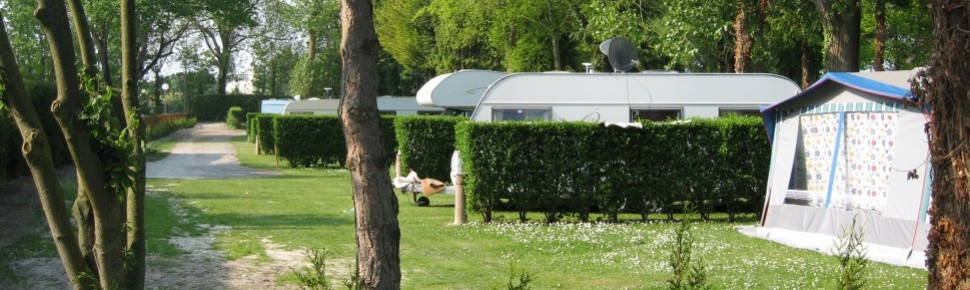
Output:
[65,0,97,80]
[120,0,145,288]
[551,36,561,71]
[66,0,100,273]
[34,0,127,288]
[95,22,113,86]
[916,2,970,288]
[339,0,401,289]
[872,0,886,71]
[800,39,810,89]
[813,0,861,72]
[733,0,752,73]
[0,12,95,290]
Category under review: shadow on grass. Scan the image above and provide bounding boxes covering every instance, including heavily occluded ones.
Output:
[204,212,354,229]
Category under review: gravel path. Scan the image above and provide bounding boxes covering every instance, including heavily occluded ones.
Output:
[147,123,280,179]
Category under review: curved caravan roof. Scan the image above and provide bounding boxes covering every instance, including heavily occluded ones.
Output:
[282,97,444,115]
[470,72,801,122]
[416,70,508,110]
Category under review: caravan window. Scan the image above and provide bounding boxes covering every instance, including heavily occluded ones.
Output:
[631,109,681,122]
[719,109,761,117]
[492,109,550,121]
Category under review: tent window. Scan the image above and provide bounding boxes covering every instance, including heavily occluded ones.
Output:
[631,109,681,122]
[785,112,899,214]
[492,109,550,121]
[379,111,398,116]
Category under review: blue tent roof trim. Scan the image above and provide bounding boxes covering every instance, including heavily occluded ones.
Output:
[760,72,915,139]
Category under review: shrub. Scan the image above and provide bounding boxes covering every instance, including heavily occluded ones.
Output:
[187,94,287,122]
[246,112,262,143]
[394,115,465,181]
[144,114,196,141]
[255,114,277,154]
[271,115,397,168]
[455,117,770,223]
[273,115,346,167]
[226,107,245,129]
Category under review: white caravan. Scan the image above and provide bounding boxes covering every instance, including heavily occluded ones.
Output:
[281,97,444,115]
[260,99,292,114]
[468,72,801,122]
[416,70,508,113]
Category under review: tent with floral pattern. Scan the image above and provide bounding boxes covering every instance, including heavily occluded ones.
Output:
[754,70,930,268]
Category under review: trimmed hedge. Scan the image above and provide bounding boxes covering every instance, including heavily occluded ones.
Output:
[255,114,277,154]
[188,94,287,122]
[226,106,244,129]
[455,117,771,223]
[394,115,466,181]
[271,115,397,168]
[144,114,196,141]
[246,112,262,143]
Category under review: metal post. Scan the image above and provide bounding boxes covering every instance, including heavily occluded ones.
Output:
[454,174,466,224]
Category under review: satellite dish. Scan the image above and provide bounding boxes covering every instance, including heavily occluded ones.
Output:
[599,37,638,72]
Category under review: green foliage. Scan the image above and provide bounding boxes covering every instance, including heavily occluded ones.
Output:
[666,215,710,290]
[394,115,465,181]
[255,114,277,154]
[246,112,262,143]
[77,86,136,202]
[273,115,346,167]
[272,115,397,168]
[505,262,533,290]
[226,106,245,129]
[832,218,870,290]
[144,114,196,141]
[293,249,333,290]
[455,117,769,223]
[187,94,285,122]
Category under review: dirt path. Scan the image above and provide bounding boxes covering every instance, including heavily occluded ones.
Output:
[1,123,315,289]
[147,122,280,179]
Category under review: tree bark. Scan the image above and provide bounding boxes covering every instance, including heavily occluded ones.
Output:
[733,0,752,73]
[120,0,145,288]
[800,39,810,89]
[916,2,970,288]
[94,22,113,86]
[872,0,886,71]
[339,0,401,289]
[65,0,97,80]
[0,12,95,290]
[813,0,861,72]
[34,0,127,288]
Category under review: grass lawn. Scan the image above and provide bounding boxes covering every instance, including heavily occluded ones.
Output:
[143,134,929,289]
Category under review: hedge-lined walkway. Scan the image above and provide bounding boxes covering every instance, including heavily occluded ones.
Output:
[147,123,280,179]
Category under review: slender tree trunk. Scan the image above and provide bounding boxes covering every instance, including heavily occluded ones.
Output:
[733,0,752,73]
[66,0,100,274]
[872,0,886,71]
[551,36,561,71]
[65,0,97,80]
[95,22,113,86]
[120,0,145,288]
[34,0,127,288]
[339,0,401,289]
[813,0,861,72]
[800,39,810,89]
[0,13,95,290]
[916,2,970,288]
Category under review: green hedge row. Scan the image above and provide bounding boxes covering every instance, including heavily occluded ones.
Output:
[255,114,277,154]
[394,115,466,181]
[226,107,244,129]
[145,114,197,141]
[188,94,287,122]
[271,115,397,168]
[246,112,262,143]
[455,117,770,223]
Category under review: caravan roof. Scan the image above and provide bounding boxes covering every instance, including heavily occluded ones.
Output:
[470,72,801,122]
[416,70,508,110]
